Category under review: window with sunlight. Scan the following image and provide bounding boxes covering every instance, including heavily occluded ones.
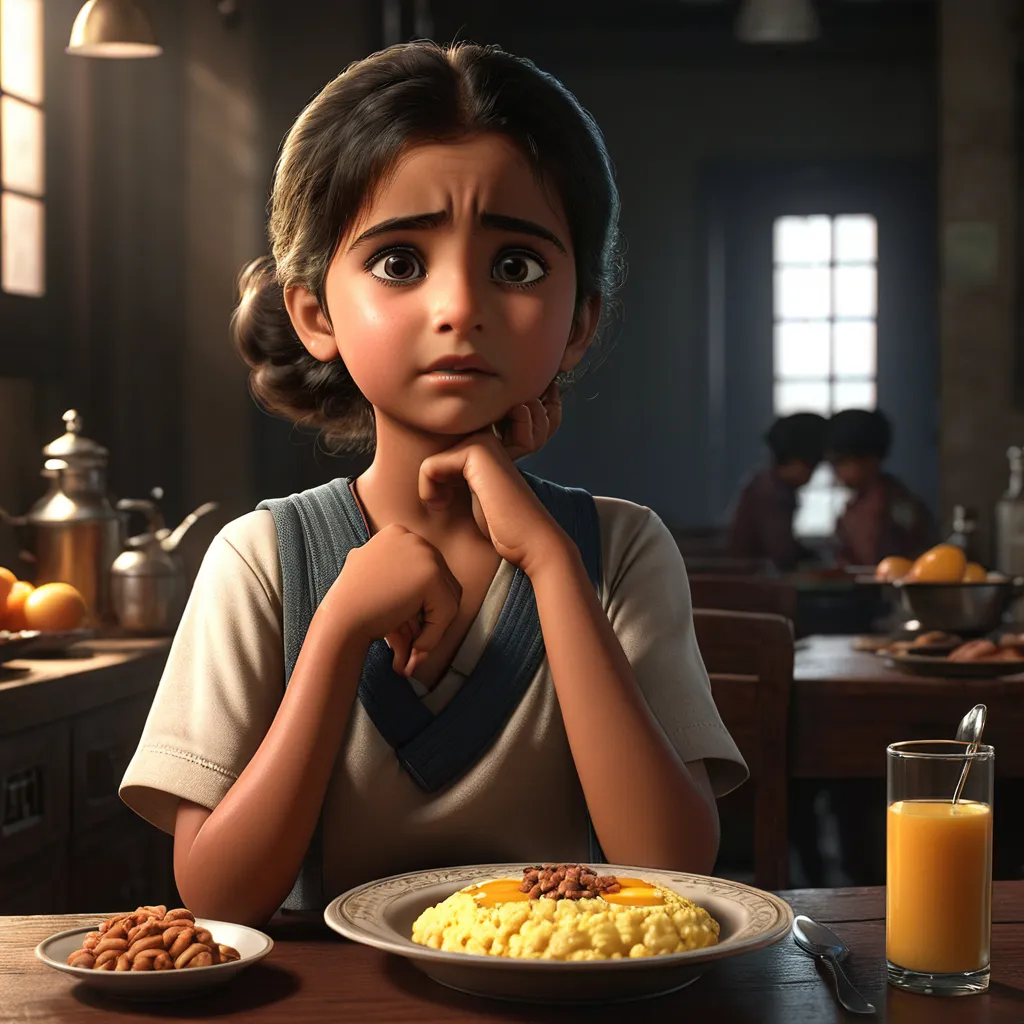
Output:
[0,0,45,297]
[772,214,878,537]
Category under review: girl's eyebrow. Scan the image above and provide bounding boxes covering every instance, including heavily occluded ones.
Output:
[348,210,567,254]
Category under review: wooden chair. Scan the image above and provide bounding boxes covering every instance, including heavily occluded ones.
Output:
[689,574,798,625]
[693,608,794,890]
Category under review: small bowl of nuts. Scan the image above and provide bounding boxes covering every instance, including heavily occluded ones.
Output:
[35,904,273,1000]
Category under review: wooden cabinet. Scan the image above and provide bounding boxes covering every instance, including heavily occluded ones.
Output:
[0,641,179,914]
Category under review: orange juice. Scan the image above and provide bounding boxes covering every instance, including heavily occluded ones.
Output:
[886,799,992,973]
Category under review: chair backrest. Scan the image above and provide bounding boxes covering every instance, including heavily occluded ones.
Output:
[689,573,797,624]
[693,608,794,890]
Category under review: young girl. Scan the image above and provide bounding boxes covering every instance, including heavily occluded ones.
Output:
[119,40,747,928]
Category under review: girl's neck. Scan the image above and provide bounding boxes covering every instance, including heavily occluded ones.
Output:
[352,413,480,539]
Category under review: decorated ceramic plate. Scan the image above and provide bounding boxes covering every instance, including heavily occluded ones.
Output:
[35,918,273,1001]
[0,628,96,663]
[885,652,1024,679]
[324,863,793,1004]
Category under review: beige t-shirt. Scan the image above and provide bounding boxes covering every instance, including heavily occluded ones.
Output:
[119,494,748,899]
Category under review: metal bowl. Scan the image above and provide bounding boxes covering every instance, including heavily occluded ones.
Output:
[893,579,1024,634]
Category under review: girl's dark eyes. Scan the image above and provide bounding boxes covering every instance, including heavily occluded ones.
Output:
[364,247,548,287]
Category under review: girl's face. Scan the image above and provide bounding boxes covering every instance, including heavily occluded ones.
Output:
[288,133,597,439]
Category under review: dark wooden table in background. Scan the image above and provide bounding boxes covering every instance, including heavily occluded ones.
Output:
[3,882,1022,1023]
[793,636,1024,778]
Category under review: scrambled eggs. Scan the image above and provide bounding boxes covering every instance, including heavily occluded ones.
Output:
[411,879,720,961]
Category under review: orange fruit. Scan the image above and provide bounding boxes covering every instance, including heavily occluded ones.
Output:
[962,562,988,583]
[875,556,913,582]
[904,544,968,584]
[23,582,87,632]
[5,580,35,631]
[0,569,13,618]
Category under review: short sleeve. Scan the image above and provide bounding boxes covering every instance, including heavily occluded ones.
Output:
[597,497,750,798]
[119,511,285,835]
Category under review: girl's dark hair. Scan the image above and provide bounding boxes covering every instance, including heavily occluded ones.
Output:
[232,39,623,453]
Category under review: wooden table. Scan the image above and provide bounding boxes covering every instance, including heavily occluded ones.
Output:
[792,636,1024,778]
[3,882,1022,1022]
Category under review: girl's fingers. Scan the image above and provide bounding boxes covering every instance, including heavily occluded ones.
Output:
[403,573,461,677]
[542,382,562,437]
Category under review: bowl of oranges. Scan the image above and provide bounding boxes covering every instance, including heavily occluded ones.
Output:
[874,546,1023,634]
[0,566,93,662]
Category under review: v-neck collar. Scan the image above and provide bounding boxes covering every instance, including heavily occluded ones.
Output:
[334,477,550,791]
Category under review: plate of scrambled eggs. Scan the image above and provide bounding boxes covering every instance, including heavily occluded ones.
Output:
[324,862,793,1003]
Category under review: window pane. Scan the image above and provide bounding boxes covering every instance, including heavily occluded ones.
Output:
[834,265,876,318]
[775,320,830,379]
[775,267,831,319]
[774,215,831,265]
[834,215,876,264]
[774,380,830,416]
[1,95,44,195]
[2,191,44,295]
[832,380,876,411]
[833,320,877,378]
[793,488,838,538]
[1,0,44,104]
[794,464,852,539]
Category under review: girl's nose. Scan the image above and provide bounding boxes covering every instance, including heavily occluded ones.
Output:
[430,266,485,335]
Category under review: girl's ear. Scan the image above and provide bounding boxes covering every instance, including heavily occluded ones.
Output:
[559,294,602,373]
[284,284,338,362]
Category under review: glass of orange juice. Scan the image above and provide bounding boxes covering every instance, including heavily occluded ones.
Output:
[886,740,994,996]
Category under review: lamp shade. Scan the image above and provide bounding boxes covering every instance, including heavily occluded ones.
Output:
[66,0,162,58]
[735,0,820,44]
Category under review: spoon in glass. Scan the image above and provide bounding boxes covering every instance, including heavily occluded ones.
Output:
[953,703,987,805]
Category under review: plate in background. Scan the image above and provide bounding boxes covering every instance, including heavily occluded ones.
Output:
[0,629,96,663]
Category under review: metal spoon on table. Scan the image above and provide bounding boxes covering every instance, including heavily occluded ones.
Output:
[792,915,877,1015]
[953,703,987,804]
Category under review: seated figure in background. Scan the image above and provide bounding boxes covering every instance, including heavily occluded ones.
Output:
[728,412,827,572]
[828,408,936,567]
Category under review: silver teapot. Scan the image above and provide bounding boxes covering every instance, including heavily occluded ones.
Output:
[111,489,218,634]
[0,410,121,626]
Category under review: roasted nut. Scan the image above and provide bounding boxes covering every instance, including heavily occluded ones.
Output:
[174,943,212,970]
[66,950,95,969]
[92,937,128,955]
[127,934,165,957]
[93,948,121,969]
[82,931,102,950]
[165,927,197,958]
[217,945,241,964]
[194,928,213,946]
[127,919,164,944]
[153,951,174,971]
[114,953,132,971]
[94,959,115,971]
[163,909,195,925]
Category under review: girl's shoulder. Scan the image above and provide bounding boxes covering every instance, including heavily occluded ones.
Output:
[205,509,282,603]
[592,494,679,578]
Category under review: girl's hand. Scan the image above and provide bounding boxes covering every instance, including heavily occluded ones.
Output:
[418,390,572,573]
[319,524,462,677]
[491,381,562,461]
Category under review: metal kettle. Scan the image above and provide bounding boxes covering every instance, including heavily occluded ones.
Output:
[110,489,218,634]
[0,410,122,627]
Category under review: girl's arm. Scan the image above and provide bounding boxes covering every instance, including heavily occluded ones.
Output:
[172,522,461,928]
[173,618,370,928]
[526,539,721,873]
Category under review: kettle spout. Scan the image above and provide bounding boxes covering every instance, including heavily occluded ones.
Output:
[160,501,219,552]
